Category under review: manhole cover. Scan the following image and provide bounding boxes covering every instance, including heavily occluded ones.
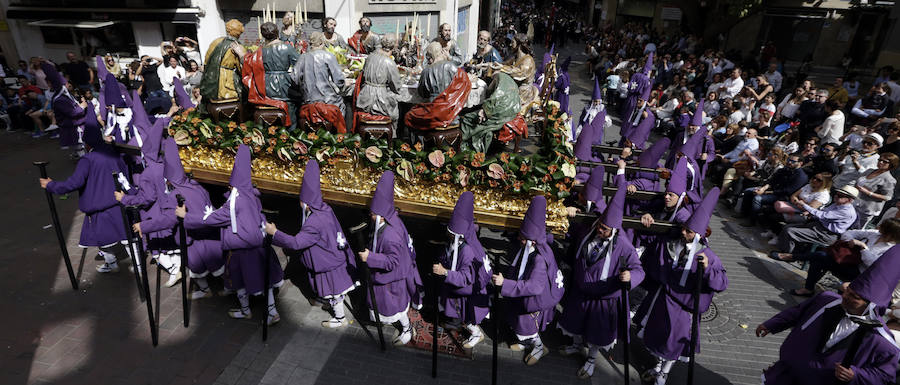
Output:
[701,301,718,322]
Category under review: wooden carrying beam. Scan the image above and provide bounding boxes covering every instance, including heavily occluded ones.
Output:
[570,184,663,201]
[188,167,552,233]
[576,161,660,174]
[592,145,642,156]
[572,213,677,233]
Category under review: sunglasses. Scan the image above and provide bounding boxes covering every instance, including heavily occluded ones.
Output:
[788,159,802,163]
[879,159,890,163]
[864,141,877,146]
[813,177,824,182]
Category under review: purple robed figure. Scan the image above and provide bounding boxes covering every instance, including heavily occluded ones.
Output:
[496,196,565,366]
[172,77,196,111]
[271,160,358,327]
[620,53,654,140]
[625,155,695,252]
[559,172,645,377]
[45,107,128,271]
[634,188,728,384]
[99,72,133,144]
[567,166,606,246]
[574,123,602,184]
[574,79,607,144]
[628,138,670,193]
[759,246,900,384]
[554,57,571,114]
[363,171,423,345]
[183,144,284,322]
[43,62,85,147]
[158,138,224,297]
[434,192,491,348]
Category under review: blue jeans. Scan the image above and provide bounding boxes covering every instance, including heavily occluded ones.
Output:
[740,189,777,217]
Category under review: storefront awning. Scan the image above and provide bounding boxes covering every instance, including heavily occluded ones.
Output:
[27,19,115,29]
[6,6,200,22]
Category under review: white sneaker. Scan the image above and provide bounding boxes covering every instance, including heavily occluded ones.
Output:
[654,372,669,385]
[228,308,252,319]
[577,359,595,379]
[393,325,414,346]
[321,317,348,328]
[267,312,281,326]
[44,124,59,132]
[463,330,485,349]
[558,344,584,356]
[525,345,549,366]
[96,262,119,273]
[165,271,182,287]
[190,289,213,300]
[509,343,526,351]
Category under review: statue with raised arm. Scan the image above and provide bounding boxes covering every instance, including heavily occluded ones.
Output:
[200,19,247,102]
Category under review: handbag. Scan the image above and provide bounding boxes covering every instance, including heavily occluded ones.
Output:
[826,240,862,265]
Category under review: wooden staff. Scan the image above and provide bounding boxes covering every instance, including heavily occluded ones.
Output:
[687,255,705,385]
[34,161,78,290]
[617,232,630,385]
[351,221,386,351]
[113,182,157,346]
[112,172,147,302]
[176,194,190,327]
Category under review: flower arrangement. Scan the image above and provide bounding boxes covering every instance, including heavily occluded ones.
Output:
[169,104,576,198]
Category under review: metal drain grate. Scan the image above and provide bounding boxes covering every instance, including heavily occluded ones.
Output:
[701,301,718,322]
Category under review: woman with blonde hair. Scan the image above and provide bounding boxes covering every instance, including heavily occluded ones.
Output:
[853,152,899,228]
[768,172,832,232]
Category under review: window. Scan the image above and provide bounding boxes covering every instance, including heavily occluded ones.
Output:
[40,26,73,45]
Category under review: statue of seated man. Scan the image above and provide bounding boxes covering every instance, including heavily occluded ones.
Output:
[292,32,347,133]
[490,33,537,110]
[459,72,521,153]
[356,34,401,123]
[243,21,300,129]
[404,42,471,132]
[200,19,246,103]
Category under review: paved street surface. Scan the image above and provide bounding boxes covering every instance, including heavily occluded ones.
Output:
[3,44,847,385]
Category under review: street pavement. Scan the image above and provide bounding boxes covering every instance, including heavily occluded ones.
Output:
[1,43,845,385]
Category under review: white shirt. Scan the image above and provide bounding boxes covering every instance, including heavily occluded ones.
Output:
[824,315,861,351]
[798,184,831,206]
[765,70,783,93]
[656,97,679,121]
[841,229,894,270]
[778,95,803,119]
[158,65,186,95]
[724,137,759,162]
[722,76,744,99]
[819,111,845,145]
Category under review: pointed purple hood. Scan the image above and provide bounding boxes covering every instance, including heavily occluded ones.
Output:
[103,73,127,108]
[849,245,900,308]
[643,52,654,75]
[299,159,326,210]
[640,79,652,101]
[449,191,476,238]
[592,78,603,101]
[229,144,254,192]
[574,122,594,160]
[666,157,689,196]
[173,77,196,110]
[639,138,670,168]
[685,187,719,235]
[162,137,187,184]
[83,102,107,151]
[679,127,708,159]
[40,61,65,92]
[583,166,605,204]
[559,56,571,73]
[96,55,109,82]
[601,174,627,229]
[131,90,151,133]
[520,195,547,243]
[627,110,655,149]
[371,171,395,218]
[141,114,167,163]
[690,99,705,127]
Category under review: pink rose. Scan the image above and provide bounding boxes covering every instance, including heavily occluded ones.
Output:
[487,163,505,180]
[428,150,445,168]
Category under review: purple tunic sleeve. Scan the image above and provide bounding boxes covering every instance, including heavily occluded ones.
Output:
[629,178,657,192]
[120,174,156,207]
[184,202,230,230]
[366,239,404,273]
[702,250,728,292]
[445,249,477,289]
[46,158,90,195]
[272,226,320,251]
[140,198,177,234]
[500,256,547,298]
[624,247,645,288]
[761,295,814,333]
[848,346,900,385]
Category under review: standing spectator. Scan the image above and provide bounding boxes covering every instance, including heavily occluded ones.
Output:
[795,89,829,139]
[28,57,50,97]
[176,37,203,67]
[844,73,861,100]
[853,153,898,228]
[886,72,900,107]
[158,56,186,97]
[60,52,93,92]
[775,86,806,122]
[815,99,845,145]
[873,65,894,87]
[764,62,782,94]
[139,55,166,100]
[127,60,143,92]
[184,60,202,93]
[826,77,849,109]
[719,67,743,100]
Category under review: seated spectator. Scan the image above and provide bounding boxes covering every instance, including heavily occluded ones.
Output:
[713,122,741,156]
[770,185,858,260]
[710,128,759,183]
[722,146,781,201]
[789,218,900,297]
[775,86,806,122]
[826,76,850,109]
[771,172,832,226]
[840,123,877,152]
[736,152,808,224]
[852,152,898,228]
[795,89,828,139]
[25,90,57,138]
[833,133,882,187]
[802,141,839,177]
[814,99,844,145]
[4,87,25,131]
[773,128,799,155]
[879,121,900,156]
[851,83,892,126]
[702,91,720,124]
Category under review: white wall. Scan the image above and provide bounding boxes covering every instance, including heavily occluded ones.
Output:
[325,0,355,40]
[195,0,226,57]
[132,22,164,59]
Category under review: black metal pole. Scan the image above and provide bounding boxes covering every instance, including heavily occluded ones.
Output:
[113,172,146,302]
[34,161,78,291]
[176,194,190,327]
[687,258,706,385]
[152,233,161,333]
[620,266,631,385]
[491,250,500,385]
[127,206,158,347]
[263,233,273,342]
[353,223,385,351]
[431,272,442,378]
